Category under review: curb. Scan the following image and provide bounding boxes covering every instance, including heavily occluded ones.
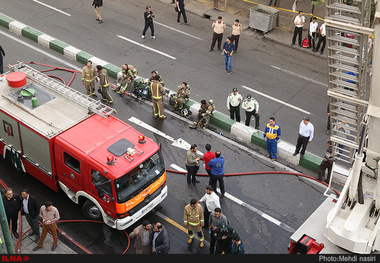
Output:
[0,12,349,184]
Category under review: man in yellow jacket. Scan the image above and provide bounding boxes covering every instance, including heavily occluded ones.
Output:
[81,60,97,97]
[183,199,205,247]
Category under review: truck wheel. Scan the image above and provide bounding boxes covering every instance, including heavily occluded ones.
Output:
[82,200,102,221]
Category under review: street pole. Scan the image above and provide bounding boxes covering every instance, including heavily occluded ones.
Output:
[0,197,15,254]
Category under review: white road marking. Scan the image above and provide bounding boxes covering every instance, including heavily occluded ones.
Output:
[0,30,81,71]
[170,164,187,172]
[117,35,176,60]
[270,65,328,87]
[170,164,295,233]
[154,21,204,41]
[128,116,203,155]
[241,85,311,115]
[33,0,71,16]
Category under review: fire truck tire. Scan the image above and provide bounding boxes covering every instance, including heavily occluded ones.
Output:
[82,200,103,221]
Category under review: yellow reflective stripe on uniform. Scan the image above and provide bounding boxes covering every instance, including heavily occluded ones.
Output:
[187,221,201,226]
[150,82,162,99]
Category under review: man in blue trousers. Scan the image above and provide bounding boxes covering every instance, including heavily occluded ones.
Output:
[263,117,281,161]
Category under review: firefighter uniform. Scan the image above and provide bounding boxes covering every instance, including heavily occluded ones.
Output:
[115,65,137,94]
[183,203,204,247]
[97,68,113,104]
[150,80,166,119]
[82,64,97,96]
[175,85,190,110]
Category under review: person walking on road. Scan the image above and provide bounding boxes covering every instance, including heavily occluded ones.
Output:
[150,75,167,119]
[2,188,22,238]
[96,65,113,104]
[227,88,242,122]
[208,151,225,198]
[185,144,201,188]
[176,0,188,24]
[21,189,40,243]
[209,16,226,52]
[231,233,245,254]
[222,37,235,74]
[263,117,281,161]
[92,0,103,23]
[293,116,314,158]
[291,11,305,47]
[209,207,229,254]
[33,201,60,252]
[241,94,260,129]
[0,44,5,74]
[152,222,170,254]
[317,140,335,183]
[213,222,236,254]
[129,220,153,254]
[197,185,220,230]
[230,19,242,52]
[183,199,205,248]
[142,6,155,39]
[81,60,97,97]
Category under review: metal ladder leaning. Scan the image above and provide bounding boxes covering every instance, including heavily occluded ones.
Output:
[9,62,116,118]
[325,0,373,163]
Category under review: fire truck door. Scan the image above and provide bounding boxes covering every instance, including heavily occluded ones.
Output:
[58,151,83,192]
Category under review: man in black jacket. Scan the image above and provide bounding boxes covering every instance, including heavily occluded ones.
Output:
[21,189,40,242]
[213,222,235,254]
[152,222,170,254]
[2,188,22,238]
[142,6,155,39]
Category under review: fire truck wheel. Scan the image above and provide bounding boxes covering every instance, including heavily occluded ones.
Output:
[82,200,103,221]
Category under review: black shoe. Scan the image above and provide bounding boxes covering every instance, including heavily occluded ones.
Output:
[218,48,222,52]
[291,43,294,46]
[188,183,194,189]
[320,51,324,55]
[300,154,304,159]
[34,236,40,243]
[51,245,57,251]
[193,180,200,184]
[209,49,213,52]
[293,152,298,156]
[33,246,41,251]
[13,232,19,239]
[28,231,35,236]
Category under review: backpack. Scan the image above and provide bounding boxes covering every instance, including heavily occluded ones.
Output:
[302,37,309,48]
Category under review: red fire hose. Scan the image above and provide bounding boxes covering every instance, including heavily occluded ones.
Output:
[165,169,341,196]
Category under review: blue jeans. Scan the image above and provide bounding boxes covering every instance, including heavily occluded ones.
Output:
[266,138,278,159]
[224,53,232,71]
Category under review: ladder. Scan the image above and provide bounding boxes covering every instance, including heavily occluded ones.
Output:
[9,62,116,118]
[325,0,373,163]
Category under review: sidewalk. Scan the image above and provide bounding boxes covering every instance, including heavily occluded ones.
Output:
[0,215,76,254]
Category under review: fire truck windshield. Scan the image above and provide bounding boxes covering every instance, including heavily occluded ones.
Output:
[114,151,164,203]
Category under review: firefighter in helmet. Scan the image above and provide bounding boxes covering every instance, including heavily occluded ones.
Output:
[189,99,215,129]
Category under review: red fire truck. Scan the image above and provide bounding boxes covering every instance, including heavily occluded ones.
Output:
[0,62,167,230]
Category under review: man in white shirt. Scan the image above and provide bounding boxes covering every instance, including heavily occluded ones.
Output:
[293,116,314,158]
[308,17,318,51]
[291,11,305,47]
[315,23,326,55]
[227,88,243,122]
[198,185,220,229]
[241,94,260,129]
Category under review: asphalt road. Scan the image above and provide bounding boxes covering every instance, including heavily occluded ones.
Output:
[0,0,331,158]
[0,0,340,255]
